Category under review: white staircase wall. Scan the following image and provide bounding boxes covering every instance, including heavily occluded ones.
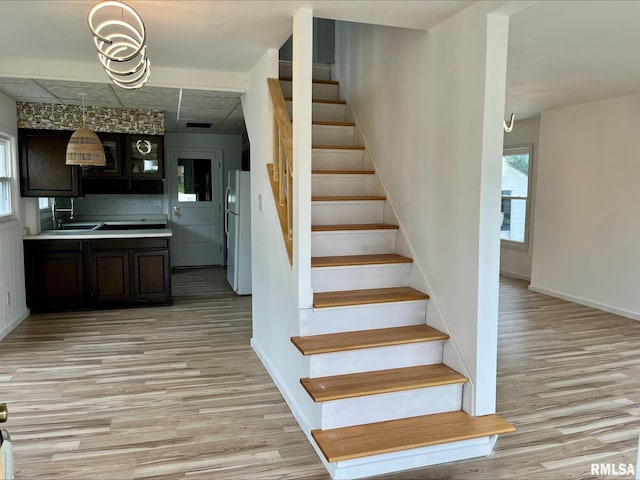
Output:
[334,3,510,416]
[320,383,464,429]
[300,300,426,336]
[312,262,411,292]
[309,341,445,377]
[312,173,374,196]
[312,199,384,225]
[311,229,397,256]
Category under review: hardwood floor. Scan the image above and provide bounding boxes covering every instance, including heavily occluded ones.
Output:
[2,271,639,479]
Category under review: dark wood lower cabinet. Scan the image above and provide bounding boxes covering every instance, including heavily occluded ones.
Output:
[25,238,172,312]
[91,251,131,304]
[133,250,170,300]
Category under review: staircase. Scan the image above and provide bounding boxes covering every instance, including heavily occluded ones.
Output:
[278,62,514,479]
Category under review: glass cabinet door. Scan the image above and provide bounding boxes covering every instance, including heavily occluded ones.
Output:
[81,132,122,177]
[125,135,164,178]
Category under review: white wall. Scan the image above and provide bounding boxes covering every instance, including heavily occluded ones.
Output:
[0,91,29,341]
[501,116,540,280]
[242,48,321,431]
[335,2,509,415]
[530,93,640,320]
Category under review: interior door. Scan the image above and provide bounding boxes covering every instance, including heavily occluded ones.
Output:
[169,150,223,267]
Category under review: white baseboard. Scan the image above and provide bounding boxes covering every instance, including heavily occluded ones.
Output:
[0,308,29,342]
[528,285,640,321]
[499,269,531,282]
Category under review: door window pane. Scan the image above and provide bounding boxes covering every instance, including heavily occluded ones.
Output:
[177,158,212,202]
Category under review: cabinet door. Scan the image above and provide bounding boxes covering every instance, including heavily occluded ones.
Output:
[82,132,122,178]
[90,251,131,303]
[28,252,85,310]
[125,135,164,179]
[19,129,81,197]
[133,250,170,300]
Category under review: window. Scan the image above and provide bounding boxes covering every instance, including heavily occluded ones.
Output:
[501,144,533,246]
[0,136,13,218]
[39,197,51,210]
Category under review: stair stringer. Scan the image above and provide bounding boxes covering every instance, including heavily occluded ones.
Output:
[341,94,477,416]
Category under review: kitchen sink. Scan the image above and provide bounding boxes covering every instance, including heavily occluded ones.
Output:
[97,223,166,230]
[60,222,103,230]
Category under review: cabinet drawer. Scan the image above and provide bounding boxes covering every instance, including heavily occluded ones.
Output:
[90,238,169,250]
[25,240,83,252]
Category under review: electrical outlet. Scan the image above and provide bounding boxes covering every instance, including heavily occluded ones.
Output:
[6,291,11,306]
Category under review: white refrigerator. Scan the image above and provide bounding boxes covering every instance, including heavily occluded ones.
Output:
[225,170,252,295]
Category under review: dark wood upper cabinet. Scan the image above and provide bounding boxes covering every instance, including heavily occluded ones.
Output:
[19,129,81,197]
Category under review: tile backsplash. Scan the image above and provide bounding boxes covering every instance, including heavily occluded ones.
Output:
[71,195,166,217]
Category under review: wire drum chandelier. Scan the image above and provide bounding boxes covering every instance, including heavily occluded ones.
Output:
[87,1,151,89]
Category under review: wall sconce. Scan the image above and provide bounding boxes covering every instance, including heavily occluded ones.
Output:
[87,0,151,90]
[66,94,106,166]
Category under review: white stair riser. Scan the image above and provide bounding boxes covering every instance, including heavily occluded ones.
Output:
[329,437,496,480]
[280,80,340,101]
[312,124,355,145]
[311,230,397,256]
[280,62,332,81]
[287,101,347,122]
[300,301,426,336]
[312,263,411,292]
[309,341,444,377]
[313,149,365,170]
[312,200,384,225]
[312,174,374,196]
[320,384,463,430]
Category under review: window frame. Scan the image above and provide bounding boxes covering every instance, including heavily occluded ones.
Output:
[501,143,534,251]
[0,134,17,222]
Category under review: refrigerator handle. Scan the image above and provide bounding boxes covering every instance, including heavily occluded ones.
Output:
[224,185,230,236]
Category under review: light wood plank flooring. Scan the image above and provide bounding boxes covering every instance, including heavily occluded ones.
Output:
[2,271,639,479]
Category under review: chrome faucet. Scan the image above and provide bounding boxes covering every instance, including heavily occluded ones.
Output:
[52,198,74,229]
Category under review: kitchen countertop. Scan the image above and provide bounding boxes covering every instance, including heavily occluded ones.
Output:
[25,228,173,240]
[25,215,172,240]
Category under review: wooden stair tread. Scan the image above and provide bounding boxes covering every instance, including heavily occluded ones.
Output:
[291,324,443,355]
[313,286,429,309]
[313,144,365,150]
[312,121,355,127]
[301,364,467,402]
[312,223,399,232]
[280,76,339,85]
[312,195,385,202]
[312,254,413,268]
[284,96,346,105]
[312,169,375,175]
[311,411,515,462]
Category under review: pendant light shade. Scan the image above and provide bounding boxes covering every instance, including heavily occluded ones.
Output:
[66,127,106,166]
[66,94,106,166]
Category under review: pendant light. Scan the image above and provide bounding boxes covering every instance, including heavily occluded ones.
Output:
[88,0,151,90]
[65,94,106,166]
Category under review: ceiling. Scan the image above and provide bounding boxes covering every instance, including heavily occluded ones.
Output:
[1,1,639,132]
[0,0,471,134]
